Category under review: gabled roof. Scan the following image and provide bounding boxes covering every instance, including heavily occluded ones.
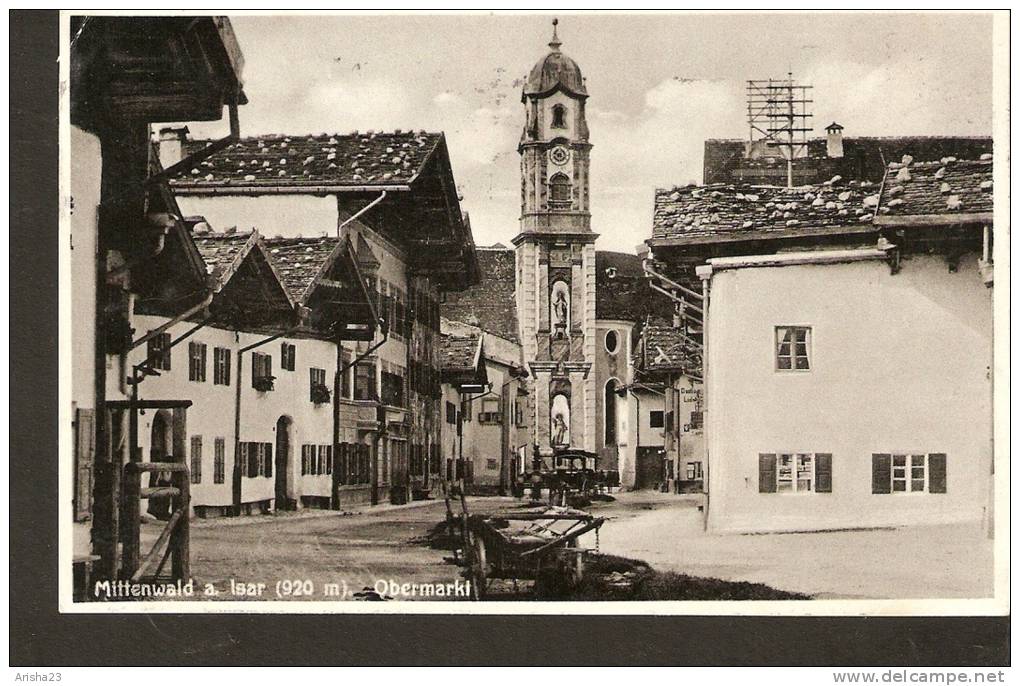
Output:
[651,181,876,244]
[263,234,378,340]
[876,156,993,222]
[170,131,442,190]
[264,236,342,303]
[441,246,519,341]
[191,230,297,329]
[194,230,260,285]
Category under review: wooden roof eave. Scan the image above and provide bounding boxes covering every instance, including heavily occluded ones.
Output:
[304,235,379,330]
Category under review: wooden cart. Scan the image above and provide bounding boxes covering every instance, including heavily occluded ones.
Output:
[459,506,606,600]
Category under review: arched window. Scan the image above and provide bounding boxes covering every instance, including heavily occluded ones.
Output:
[604,379,618,446]
[551,104,567,129]
[549,173,571,209]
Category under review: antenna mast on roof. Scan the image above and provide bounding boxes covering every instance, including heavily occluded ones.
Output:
[746,72,813,188]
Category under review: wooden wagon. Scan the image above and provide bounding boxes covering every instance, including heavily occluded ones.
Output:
[459,506,606,599]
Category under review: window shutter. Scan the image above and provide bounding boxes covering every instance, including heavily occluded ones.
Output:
[758,453,777,493]
[928,453,947,493]
[265,443,273,478]
[872,454,892,494]
[815,453,832,493]
[74,408,96,521]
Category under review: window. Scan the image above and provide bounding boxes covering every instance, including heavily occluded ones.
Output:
[604,329,619,354]
[461,397,472,423]
[188,342,207,382]
[189,436,202,484]
[243,442,273,478]
[381,361,406,407]
[252,352,274,390]
[551,104,567,128]
[604,379,618,446]
[280,343,296,371]
[340,352,352,399]
[685,461,703,481]
[213,347,231,386]
[486,458,499,471]
[446,401,457,425]
[354,360,377,401]
[309,367,329,403]
[147,332,172,371]
[549,173,571,208]
[689,410,704,430]
[515,399,526,427]
[776,326,811,371]
[213,438,225,484]
[759,453,832,494]
[649,410,665,429]
[872,453,946,494]
[479,399,502,424]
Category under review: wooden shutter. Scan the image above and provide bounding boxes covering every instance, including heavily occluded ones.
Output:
[265,443,273,478]
[74,408,96,521]
[815,453,832,493]
[758,453,777,493]
[928,453,947,493]
[872,454,892,494]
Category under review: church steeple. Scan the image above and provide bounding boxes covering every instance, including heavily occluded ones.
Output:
[517,19,591,236]
[513,20,598,456]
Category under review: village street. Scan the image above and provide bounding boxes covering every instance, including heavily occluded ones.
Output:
[139,491,992,601]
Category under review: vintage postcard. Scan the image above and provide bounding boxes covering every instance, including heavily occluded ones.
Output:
[59,10,1009,616]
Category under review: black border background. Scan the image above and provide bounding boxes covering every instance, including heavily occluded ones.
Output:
[10,9,1009,667]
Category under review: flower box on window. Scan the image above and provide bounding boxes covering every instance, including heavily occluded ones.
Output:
[253,375,275,392]
[310,383,332,405]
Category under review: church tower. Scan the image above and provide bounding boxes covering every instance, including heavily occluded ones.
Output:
[514,19,598,457]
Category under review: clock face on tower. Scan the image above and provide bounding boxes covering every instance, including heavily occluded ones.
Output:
[549,145,570,166]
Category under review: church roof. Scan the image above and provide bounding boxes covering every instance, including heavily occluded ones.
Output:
[595,251,673,323]
[441,246,519,342]
[523,20,587,99]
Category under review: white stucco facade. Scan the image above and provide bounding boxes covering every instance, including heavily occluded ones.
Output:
[703,252,993,533]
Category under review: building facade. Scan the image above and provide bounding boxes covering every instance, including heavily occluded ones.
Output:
[648,155,995,532]
[165,129,479,507]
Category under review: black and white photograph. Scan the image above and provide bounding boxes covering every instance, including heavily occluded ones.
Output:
[53,9,1007,626]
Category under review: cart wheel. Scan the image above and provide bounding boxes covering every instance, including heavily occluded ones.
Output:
[467,533,488,600]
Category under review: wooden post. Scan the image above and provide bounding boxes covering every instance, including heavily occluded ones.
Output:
[121,462,141,579]
[171,467,191,581]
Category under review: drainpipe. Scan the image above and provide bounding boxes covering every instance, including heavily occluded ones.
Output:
[696,264,713,531]
[336,191,387,238]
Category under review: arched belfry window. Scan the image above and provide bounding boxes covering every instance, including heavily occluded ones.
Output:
[549,173,571,209]
[551,104,567,129]
[604,379,619,446]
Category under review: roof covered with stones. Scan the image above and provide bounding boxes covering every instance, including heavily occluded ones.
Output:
[651,178,877,242]
[170,131,443,189]
[638,324,702,377]
[263,236,341,302]
[878,155,993,217]
[439,333,482,373]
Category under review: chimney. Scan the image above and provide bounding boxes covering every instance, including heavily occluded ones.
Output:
[158,126,190,168]
[826,122,844,159]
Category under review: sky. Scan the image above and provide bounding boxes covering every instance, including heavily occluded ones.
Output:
[185,12,994,253]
